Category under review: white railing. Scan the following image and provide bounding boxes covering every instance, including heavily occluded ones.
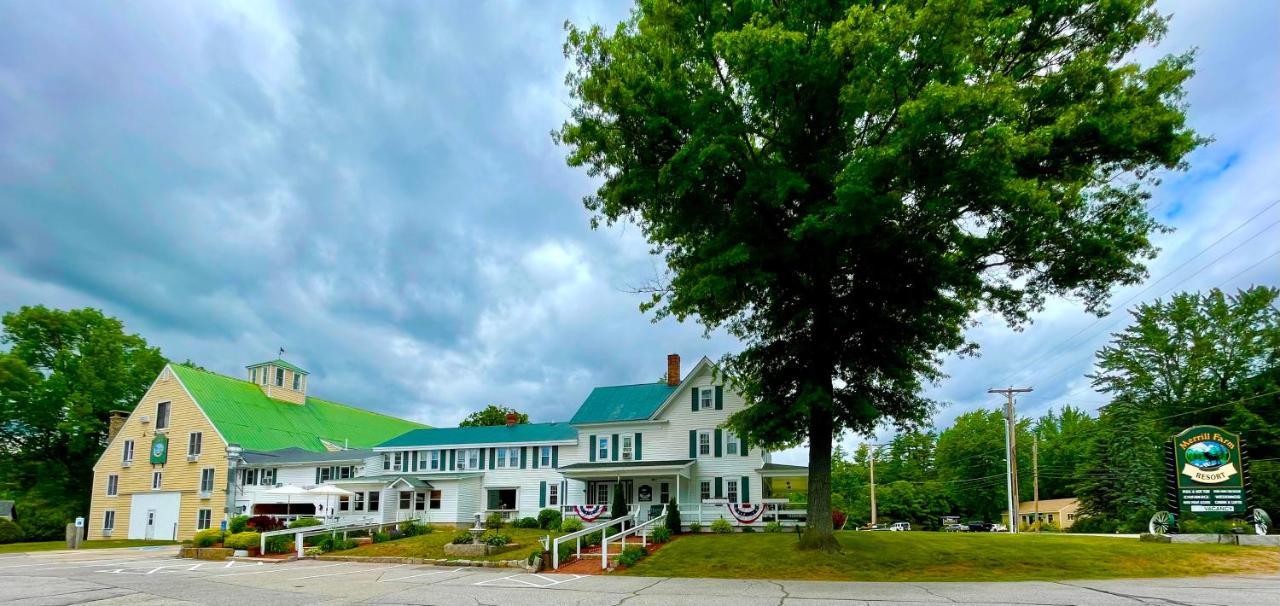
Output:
[551,511,635,570]
[601,505,667,570]
[256,514,424,558]
[684,499,807,527]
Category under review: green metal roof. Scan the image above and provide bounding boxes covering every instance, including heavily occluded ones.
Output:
[246,358,308,375]
[378,422,577,448]
[171,364,425,452]
[568,382,677,424]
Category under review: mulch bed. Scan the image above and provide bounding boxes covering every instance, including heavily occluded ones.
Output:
[553,535,680,575]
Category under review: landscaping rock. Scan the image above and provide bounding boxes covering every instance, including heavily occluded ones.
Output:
[443,543,492,557]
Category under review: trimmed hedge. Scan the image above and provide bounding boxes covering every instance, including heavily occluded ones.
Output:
[224,531,261,550]
[192,529,224,548]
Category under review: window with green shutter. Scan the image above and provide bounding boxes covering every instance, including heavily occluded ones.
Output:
[589,435,597,462]
[714,386,723,410]
[691,388,699,411]
[688,430,697,458]
[741,476,750,503]
[714,428,723,457]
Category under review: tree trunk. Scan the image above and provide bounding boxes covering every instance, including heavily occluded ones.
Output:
[798,388,840,552]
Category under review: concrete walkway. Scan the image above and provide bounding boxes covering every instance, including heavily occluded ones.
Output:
[1,546,1277,605]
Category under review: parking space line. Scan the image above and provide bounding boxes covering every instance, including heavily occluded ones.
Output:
[293,563,405,580]
[379,567,466,583]
[33,558,183,572]
[209,562,346,578]
[474,573,585,588]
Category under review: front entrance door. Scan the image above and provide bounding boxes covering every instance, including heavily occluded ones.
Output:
[144,509,156,539]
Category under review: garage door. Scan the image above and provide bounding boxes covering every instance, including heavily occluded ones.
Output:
[129,492,182,540]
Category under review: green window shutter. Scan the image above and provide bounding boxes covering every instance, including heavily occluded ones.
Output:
[689,430,697,458]
[691,387,698,411]
[714,386,723,410]
[532,447,539,469]
[487,490,499,510]
[520,447,527,469]
[714,428,723,457]
[741,435,749,457]
[612,433,619,461]
[552,446,559,468]
[449,449,456,470]
[742,476,750,503]
[634,433,642,461]
[488,448,496,469]
[589,435,597,462]
[539,481,547,508]
[714,477,723,499]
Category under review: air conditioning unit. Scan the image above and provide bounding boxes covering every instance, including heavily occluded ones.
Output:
[101,529,113,537]
[186,454,200,462]
[198,491,212,499]
[121,461,132,468]
[139,415,151,424]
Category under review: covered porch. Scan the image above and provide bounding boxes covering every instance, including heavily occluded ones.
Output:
[558,459,693,525]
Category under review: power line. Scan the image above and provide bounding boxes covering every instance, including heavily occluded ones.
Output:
[1216,249,1280,288]
[1150,388,1280,421]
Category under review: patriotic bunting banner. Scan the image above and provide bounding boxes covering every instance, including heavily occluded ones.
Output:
[726,502,765,524]
[574,504,607,522]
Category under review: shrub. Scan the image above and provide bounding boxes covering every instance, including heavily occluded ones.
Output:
[452,530,476,545]
[372,532,391,543]
[229,515,250,534]
[581,530,603,547]
[710,518,732,534]
[1179,516,1249,534]
[514,517,540,529]
[482,531,511,547]
[264,535,292,554]
[832,509,848,530]
[192,529,223,548]
[485,512,506,529]
[665,497,681,535]
[560,517,584,533]
[246,515,282,532]
[764,521,783,533]
[688,522,703,533]
[224,531,261,550]
[401,520,429,537]
[288,517,322,529]
[741,525,756,533]
[538,508,562,530]
[618,545,647,567]
[556,542,575,564]
[315,536,357,552]
[1069,515,1120,534]
[650,526,671,543]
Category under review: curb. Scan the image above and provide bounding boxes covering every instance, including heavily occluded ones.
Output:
[316,554,535,570]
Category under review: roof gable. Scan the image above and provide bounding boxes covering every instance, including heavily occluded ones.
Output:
[569,382,677,424]
[171,364,425,452]
[379,422,577,448]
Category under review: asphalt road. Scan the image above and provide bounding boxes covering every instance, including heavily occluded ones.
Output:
[1,546,1278,605]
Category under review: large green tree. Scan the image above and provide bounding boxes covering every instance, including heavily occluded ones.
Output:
[458,404,530,427]
[559,0,1197,549]
[935,409,1031,520]
[0,306,166,538]
[1031,406,1096,500]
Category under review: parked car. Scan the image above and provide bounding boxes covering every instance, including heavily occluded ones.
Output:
[967,521,994,532]
[942,523,968,532]
[858,523,892,531]
[890,522,911,531]
[990,523,1009,532]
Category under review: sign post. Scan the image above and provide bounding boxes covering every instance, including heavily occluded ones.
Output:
[1170,425,1246,518]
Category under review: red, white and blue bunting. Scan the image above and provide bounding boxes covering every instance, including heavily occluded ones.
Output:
[726,503,765,524]
[574,504,607,522]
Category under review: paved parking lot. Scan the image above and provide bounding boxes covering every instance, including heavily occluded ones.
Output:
[2,546,1279,605]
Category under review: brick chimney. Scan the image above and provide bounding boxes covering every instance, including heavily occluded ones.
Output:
[505,412,518,427]
[666,354,681,386]
[107,410,130,442]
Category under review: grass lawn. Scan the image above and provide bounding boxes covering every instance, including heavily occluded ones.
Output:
[0,539,178,554]
[619,532,1280,582]
[329,526,557,562]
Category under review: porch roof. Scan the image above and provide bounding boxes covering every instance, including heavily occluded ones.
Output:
[558,459,694,477]
[329,474,434,489]
[758,462,808,477]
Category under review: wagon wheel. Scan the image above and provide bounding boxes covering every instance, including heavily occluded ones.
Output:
[1252,509,1271,536]
[1149,511,1174,535]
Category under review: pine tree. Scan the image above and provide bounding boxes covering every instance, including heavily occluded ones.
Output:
[1075,398,1164,528]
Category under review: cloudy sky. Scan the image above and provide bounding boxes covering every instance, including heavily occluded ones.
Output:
[1,1,1276,465]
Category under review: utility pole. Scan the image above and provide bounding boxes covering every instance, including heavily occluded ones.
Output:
[989,386,1032,534]
[1033,434,1040,532]
[869,446,877,527]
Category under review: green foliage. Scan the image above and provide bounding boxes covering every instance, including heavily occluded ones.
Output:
[610,483,628,524]
[451,530,476,545]
[223,531,260,550]
[481,531,510,547]
[229,515,250,534]
[559,0,1198,549]
[764,521,783,533]
[191,529,223,548]
[1033,407,1097,500]
[710,518,732,534]
[459,405,529,427]
[688,522,702,533]
[1178,516,1250,535]
[485,512,505,530]
[559,517,584,533]
[936,410,1032,521]
[0,306,167,538]
[650,526,671,543]
[372,532,391,544]
[400,520,429,537]
[0,519,25,544]
[664,497,682,535]
[618,545,647,567]
[315,536,357,552]
[287,517,322,529]
[264,535,291,554]
[514,517,540,529]
[538,508,562,530]
[741,525,756,533]
[581,530,603,547]
[1068,515,1121,534]
[1075,399,1163,522]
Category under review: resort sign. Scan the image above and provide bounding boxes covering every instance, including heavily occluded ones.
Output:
[1170,425,1245,517]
